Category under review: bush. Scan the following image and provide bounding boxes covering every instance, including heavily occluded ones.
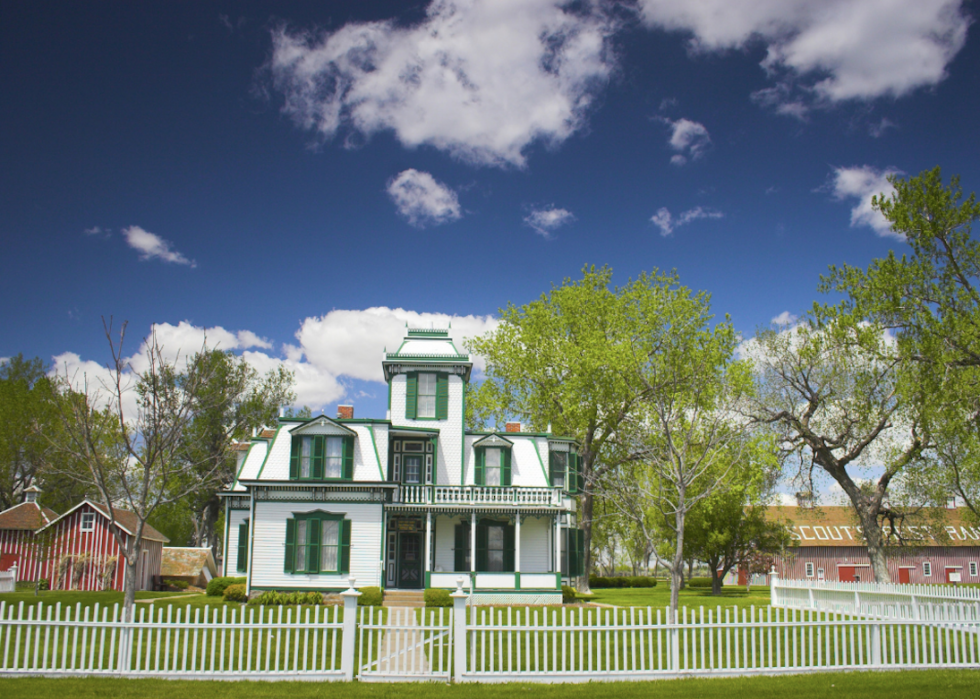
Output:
[206,576,246,597]
[359,587,383,606]
[562,585,577,603]
[687,576,721,589]
[245,590,323,606]
[588,575,657,589]
[424,588,452,607]
[163,578,190,590]
[223,583,248,602]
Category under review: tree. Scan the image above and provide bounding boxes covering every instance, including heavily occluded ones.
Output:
[467,266,710,593]
[175,349,294,556]
[822,167,980,522]
[0,355,60,510]
[748,319,927,583]
[49,321,232,615]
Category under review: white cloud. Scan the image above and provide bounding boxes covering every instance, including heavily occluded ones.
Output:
[771,311,798,327]
[524,206,575,238]
[869,117,897,138]
[830,165,900,238]
[84,226,110,237]
[386,170,462,227]
[638,0,970,111]
[51,309,499,418]
[651,205,723,237]
[662,117,710,165]
[266,0,617,168]
[122,226,196,267]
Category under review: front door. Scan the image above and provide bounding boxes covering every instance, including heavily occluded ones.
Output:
[397,533,423,589]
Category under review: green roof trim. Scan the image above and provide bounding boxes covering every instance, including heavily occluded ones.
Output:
[406,328,450,337]
[384,353,470,362]
[390,425,441,434]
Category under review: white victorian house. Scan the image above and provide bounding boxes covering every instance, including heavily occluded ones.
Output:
[221,328,584,603]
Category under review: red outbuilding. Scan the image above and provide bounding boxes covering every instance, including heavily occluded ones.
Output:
[0,486,59,581]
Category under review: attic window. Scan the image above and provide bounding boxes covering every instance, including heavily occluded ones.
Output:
[81,512,95,532]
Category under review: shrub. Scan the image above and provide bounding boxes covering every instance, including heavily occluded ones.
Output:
[206,576,246,597]
[245,590,323,606]
[562,585,577,603]
[424,588,452,607]
[223,583,248,602]
[164,578,190,590]
[687,576,721,589]
[588,575,657,589]
[359,587,383,607]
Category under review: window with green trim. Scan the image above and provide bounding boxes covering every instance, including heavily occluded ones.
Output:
[283,512,351,575]
[289,434,355,480]
[549,449,582,493]
[474,445,511,486]
[237,520,249,573]
[475,519,514,572]
[405,373,449,420]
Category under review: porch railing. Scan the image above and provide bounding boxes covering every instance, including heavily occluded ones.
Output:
[394,485,561,507]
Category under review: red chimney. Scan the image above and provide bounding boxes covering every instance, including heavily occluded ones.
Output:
[337,405,354,419]
[505,421,521,433]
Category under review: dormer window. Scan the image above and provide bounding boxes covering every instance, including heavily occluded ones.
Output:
[290,434,354,480]
[405,372,448,420]
[473,436,513,486]
[549,447,581,493]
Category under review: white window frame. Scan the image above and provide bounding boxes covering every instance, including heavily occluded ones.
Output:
[485,447,502,486]
[923,561,932,577]
[417,373,437,418]
[805,562,814,578]
[969,561,978,577]
[80,512,95,532]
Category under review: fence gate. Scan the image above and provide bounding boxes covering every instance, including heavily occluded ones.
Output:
[357,606,453,681]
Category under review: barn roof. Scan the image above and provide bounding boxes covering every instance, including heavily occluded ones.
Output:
[764,506,980,548]
[161,547,217,578]
[39,499,170,543]
[0,501,59,531]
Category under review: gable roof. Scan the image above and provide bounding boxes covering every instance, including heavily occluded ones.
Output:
[39,499,170,543]
[161,547,217,578]
[471,433,515,448]
[764,506,980,548]
[0,501,59,531]
[289,414,356,436]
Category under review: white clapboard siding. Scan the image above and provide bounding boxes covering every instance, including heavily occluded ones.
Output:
[390,374,465,486]
[519,516,552,573]
[250,502,383,590]
[225,510,249,577]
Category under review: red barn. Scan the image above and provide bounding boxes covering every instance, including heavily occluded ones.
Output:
[0,487,59,582]
[764,505,980,585]
[35,500,169,591]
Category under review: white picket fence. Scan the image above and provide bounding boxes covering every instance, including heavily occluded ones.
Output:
[771,574,980,623]
[2,579,980,683]
[0,568,15,593]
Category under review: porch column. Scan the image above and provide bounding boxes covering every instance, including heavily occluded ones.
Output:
[554,513,561,576]
[515,513,521,573]
[425,511,432,573]
[470,511,477,574]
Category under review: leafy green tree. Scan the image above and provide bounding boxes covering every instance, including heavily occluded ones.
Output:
[821,167,980,522]
[467,266,711,593]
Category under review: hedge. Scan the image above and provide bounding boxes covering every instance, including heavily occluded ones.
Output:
[687,576,722,589]
[359,587,383,607]
[206,576,246,597]
[588,575,658,589]
[562,585,577,603]
[222,584,248,602]
[245,590,322,606]
[424,588,452,607]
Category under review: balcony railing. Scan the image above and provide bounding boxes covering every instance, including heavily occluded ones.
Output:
[393,485,562,507]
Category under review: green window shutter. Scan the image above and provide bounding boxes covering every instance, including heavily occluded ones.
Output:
[566,529,578,578]
[501,448,512,487]
[474,448,485,485]
[574,530,586,577]
[312,436,325,479]
[405,373,418,419]
[577,454,585,493]
[548,452,558,488]
[339,519,351,574]
[476,521,489,571]
[568,453,578,494]
[284,518,296,573]
[435,374,449,419]
[307,517,321,573]
[503,523,515,572]
[289,436,300,480]
[237,522,249,572]
[454,523,468,572]
[342,436,355,480]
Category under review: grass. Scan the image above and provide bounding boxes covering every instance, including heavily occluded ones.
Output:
[0,590,192,611]
[583,585,771,612]
[0,670,978,698]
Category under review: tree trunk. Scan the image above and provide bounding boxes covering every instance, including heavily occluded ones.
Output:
[709,557,723,595]
[669,508,686,623]
[579,485,595,594]
[858,508,891,582]
[122,548,138,620]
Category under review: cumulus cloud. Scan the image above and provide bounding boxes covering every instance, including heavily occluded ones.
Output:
[662,117,711,165]
[122,226,196,267]
[771,311,799,327]
[386,170,462,227]
[265,0,617,168]
[651,206,723,237]
[868,117,897,138]
[84,226,110,237]
[830,165,900,238]
[638,0,970,112]
[51,308,499,418]
[524,207,575,238]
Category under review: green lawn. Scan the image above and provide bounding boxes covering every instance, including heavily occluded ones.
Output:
[583,585,771,612]
[0,590,191,611]
[1,670,978,698]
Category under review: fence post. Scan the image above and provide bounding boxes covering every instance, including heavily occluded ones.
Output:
[769,567,779,608]
[340,578,361,681]
[871,622,882,666]
[854,590,860,615]
[910,595,919,621]
[451,577,469,683]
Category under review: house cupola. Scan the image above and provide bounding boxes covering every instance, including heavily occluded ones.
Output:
[24,485,40,504]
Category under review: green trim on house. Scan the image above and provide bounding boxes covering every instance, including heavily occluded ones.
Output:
[385,353,471,362]
[368,425,385,480]
[389,425,441,434]
[253,425,282,480]
[230,440,258,491]
[460,379,467,486]
[533,440,551,487]
[250,586,354,593]
[425,572,561,591]
[223,506,231,577]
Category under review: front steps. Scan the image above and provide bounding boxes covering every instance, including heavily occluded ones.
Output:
[383,589,425,608]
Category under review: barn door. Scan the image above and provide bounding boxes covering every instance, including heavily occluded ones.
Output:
[898,568,911,584]
[838,565,856,582]
[0,553,17,572]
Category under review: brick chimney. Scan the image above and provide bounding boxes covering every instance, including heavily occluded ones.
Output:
[337,405,354,420]
[505,421,521,433]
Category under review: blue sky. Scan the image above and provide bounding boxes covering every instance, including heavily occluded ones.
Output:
[2,0,979,436]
